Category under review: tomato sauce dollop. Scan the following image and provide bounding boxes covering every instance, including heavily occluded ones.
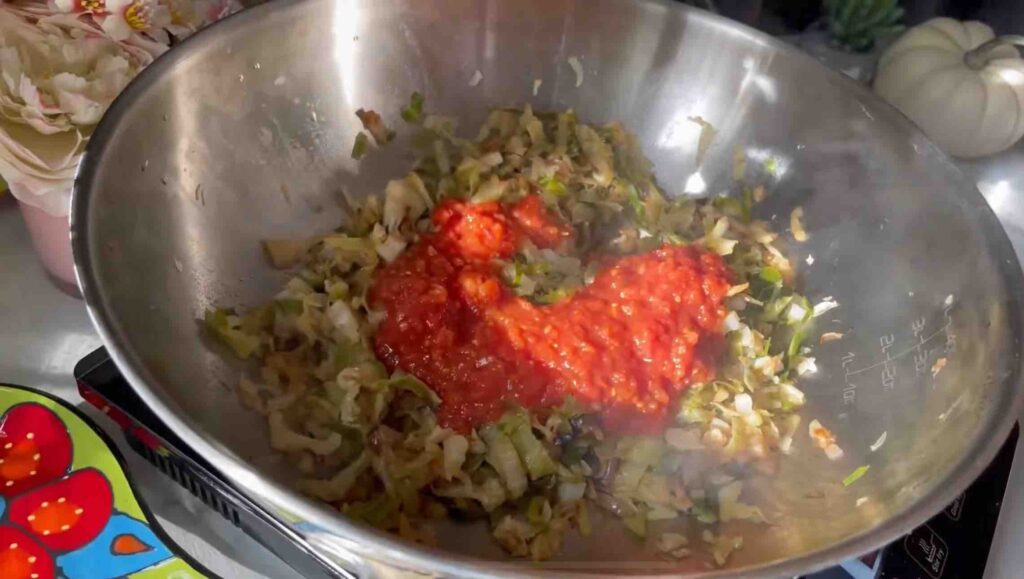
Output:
[369,195,732,434]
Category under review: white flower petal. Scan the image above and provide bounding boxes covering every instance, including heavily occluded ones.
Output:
[0,1,235,214]
[100,15,134,42]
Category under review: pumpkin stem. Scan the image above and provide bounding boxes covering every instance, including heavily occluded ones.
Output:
[964,35,1024,70]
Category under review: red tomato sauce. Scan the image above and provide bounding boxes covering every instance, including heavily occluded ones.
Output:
[369,196,731,434]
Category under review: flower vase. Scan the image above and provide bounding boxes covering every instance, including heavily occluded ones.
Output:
[15,187,78,296]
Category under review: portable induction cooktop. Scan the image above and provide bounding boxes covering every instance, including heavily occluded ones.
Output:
[74,347,1018,579]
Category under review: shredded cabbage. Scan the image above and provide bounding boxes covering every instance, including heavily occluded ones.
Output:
[575,124,614,186]
[298,452,370,501]
[263,239,314,269]
[613,437,665,497]
[204,308,261,359]
[442,435,468,480]
[657,532,691,558]
[269,410,342,455]
[208,102,827,564]
[434,475,506,512]
[718,481,766,523]
[501,413,557,480]
[480,426,528,499]
[383,174,432,232]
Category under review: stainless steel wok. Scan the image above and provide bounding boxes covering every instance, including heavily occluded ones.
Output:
[71,0,1024,576]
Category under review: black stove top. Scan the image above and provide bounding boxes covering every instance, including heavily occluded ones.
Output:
[74,347,1018,579]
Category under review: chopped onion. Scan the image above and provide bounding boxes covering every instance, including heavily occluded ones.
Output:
[557,481,586,503]
[809,418,844,460]
[790,207,808,242]
[786,302,808,323]
[824,444,845,461]
[376,235,407,263]
[665,428,704,451]
[723,311,742,332]
[870,431,887,452]
[703,428,726,448]
[753,355,783,378]
[820,332,844,343]
[327,300,360,341]
[734,393,753,415]
[795,357,818,376]
[532,78,543,96]
[568,56,584,87]
[812,297,839,317]
[726,282,749,297]
[469,69,483,86]
[778,415,801,455]
[738,326,756,349]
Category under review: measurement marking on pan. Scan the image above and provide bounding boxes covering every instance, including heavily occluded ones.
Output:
[912,317,928,377]
[880,334,896,391]
[844,322,951,377]
[842,352,857,405]
[943,299,957,354]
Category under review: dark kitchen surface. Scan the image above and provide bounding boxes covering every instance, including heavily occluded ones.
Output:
[689,0,1024,34]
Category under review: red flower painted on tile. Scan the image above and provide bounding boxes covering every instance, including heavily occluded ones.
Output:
[0,404,73,497]
[0,525,55,579]
[0,394,199,578]
[8,469,113,553]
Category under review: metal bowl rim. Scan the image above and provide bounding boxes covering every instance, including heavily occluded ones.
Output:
[70,0,1024,575]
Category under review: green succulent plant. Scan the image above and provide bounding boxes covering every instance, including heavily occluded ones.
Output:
[824,0,905,53]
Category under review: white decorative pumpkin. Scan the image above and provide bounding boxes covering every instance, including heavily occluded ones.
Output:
[874,18,1024,158]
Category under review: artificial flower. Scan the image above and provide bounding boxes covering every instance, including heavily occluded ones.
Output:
[0,0,237,215]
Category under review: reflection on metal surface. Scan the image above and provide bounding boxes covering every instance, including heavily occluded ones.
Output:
[332,0,361,111]
[745,146,790,179]
[683,170,707,194]
[741,55,778,102]
[979,179,1015,226]
[657,109,709,152]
